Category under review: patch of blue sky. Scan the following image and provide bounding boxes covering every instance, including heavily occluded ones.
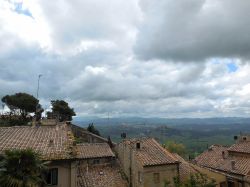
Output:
[227,62,238,73]
[14,2,33,18]
[210,58,238,73]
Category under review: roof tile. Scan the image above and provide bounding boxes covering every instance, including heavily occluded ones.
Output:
[0,125,72,160]
[122,138,178,166]
[76,143,115,159]
[194,145,250,176]
[0,125,115,161]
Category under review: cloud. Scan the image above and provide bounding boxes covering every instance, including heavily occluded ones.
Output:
[31,0,142,55]
[1,0,250,118]
[135,0,250,61]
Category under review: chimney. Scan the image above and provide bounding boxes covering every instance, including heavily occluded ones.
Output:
[121,133,126,139]
[231,160,236,170]
[222,151,225,159]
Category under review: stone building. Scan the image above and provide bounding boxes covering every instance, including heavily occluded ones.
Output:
[171,153,198,182]
[117,137,197,187]
[0,123,127,187]
[194,134,250,187]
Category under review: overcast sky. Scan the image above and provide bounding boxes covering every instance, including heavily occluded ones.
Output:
[1,0,250,118]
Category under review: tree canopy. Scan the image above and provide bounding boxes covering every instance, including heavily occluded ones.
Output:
[163,141,186,157]
[51,100,76,121]
[0,149,48,187]
[87,123,100,136]
[1,93,38,120]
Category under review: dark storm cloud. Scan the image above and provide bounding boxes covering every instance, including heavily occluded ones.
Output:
[135,0,250,61]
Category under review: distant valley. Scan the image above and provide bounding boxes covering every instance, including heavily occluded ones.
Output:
[73,117,250,158]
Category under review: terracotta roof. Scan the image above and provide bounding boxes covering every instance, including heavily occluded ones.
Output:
[122,138,178,166]
[228,141,250,154]
[0,125,115,161]
[194,145,250,176]
[172,153,198,180]
[76,143,115,159]
[77,165,128,187]
[194,145,228,170]
[219,158,250,176]
[0,124,73,160]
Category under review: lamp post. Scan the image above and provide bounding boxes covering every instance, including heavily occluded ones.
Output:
[35,74,42,125]
[36,74,42,100]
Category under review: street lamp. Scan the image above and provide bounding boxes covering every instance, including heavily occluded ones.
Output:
[36,74,42,100]
[35,74,42,124]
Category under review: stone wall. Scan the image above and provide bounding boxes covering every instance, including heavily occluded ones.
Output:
[70,124,110,144]
[41,119,58,126]
[117,141,179,187]
[228,151,250,158]
[191,164,228,187]
[116,141,132,183]
[44,161,73,187]
[142,164,178,187]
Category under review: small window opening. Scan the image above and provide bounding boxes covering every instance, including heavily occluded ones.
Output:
[136,142,140,149]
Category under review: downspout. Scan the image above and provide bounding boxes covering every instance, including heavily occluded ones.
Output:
[177,162,180,179]
[130,147,133,187]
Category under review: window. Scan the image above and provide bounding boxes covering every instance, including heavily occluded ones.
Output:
[46,168,58,185]
[153,173,160,184]
[138,171,143,183]
[93,159,100,164]
[238,181,243,187]
[136,142,141,149]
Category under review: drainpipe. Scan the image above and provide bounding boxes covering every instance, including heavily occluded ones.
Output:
[177,162,180,180]
[130,148,133,187]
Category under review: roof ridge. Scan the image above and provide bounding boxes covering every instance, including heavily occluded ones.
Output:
[151,138,179,163]
[0,125,30,129]
[0,125,64,129]
[76,143,109,146]
[210,144,228,147]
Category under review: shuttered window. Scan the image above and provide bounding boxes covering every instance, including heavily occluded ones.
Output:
[46,168,58,185]
[153,173,160,184]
